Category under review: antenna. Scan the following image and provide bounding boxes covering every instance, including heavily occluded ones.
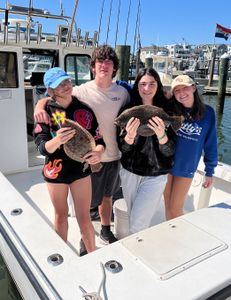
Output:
[60,0,64,16]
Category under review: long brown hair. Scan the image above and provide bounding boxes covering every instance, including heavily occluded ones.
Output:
[171,87,205,120]
[131,68,170,111]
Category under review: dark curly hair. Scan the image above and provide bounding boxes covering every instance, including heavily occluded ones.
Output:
[90,44,119,78]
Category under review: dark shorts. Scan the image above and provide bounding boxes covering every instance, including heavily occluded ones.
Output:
[91,160,121,207]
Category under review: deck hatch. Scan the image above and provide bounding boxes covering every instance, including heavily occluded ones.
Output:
[120,218,228,280]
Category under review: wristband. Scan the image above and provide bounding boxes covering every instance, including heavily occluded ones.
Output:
[157,132,166,140]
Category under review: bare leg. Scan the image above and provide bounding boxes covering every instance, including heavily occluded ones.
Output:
[98,196,112,226]
[46,183,69,241]
[164,175,193,220]
[70,176,96,253]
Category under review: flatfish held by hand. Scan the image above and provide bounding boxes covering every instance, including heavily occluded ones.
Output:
[115,105,184,137]
[63,118,102,173]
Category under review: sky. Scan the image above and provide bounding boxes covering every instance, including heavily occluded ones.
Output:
[1,0,231,49]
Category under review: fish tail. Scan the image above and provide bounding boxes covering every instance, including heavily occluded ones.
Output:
[170,115,185,132]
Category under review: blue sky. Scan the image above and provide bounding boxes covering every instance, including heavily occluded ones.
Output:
[1,0,231,48]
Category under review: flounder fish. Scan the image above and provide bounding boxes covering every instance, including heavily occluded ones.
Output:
[115,105,184,137]
[63,118,102,173]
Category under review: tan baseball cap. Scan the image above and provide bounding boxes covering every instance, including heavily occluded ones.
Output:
[171,75,195,92]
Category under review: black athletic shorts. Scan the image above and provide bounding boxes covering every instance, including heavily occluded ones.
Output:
[91,160,121,207]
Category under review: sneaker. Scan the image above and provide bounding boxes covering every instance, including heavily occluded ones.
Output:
[79,239,87,257]
[99,230,118,245]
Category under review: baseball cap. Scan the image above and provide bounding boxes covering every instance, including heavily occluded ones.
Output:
[43,67,71,89]
[171,75,195,92]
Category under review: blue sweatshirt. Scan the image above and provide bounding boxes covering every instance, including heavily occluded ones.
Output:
[170,105,218,178]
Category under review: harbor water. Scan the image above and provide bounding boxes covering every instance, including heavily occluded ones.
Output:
[203,94,231,165]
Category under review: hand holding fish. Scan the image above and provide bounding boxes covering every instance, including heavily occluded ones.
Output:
[84,145,104,165]
[125,117,140,144]
[56,127,76,145]
[147,116,168,144]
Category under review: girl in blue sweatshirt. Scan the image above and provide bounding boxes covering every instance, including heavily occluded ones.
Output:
[164,75,218,220]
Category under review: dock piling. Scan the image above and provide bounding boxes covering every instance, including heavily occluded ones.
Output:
[116,45,131,82]
[217,53,230,114]
[145,56,153,69]
[208,47,217,87]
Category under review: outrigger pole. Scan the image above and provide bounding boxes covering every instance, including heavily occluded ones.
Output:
[114,0,121,47]
[98,0,105,45]
[124,0,131,45]
[106,0,113,44]
[66,0,79,46]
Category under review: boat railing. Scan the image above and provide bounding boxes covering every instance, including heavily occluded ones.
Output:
[0,6,98,48]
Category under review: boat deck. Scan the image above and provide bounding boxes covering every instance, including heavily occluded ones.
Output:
[6,167,111,256]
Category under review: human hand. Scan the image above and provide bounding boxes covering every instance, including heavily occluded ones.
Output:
[34,98,50,124]
[56,127,76,145]
[147,116,165,137]
[202,176,213,188]
[125,117,140,142]
[84,150,102,165]
[34,108,50,124]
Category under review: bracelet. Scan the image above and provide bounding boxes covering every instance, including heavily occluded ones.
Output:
[157,132,166,140]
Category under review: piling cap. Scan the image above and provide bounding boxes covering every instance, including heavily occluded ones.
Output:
[43,67,71,89]
[171,75,195,92]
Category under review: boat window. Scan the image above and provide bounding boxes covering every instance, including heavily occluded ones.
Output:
[65,54,92,85]
[23,53,54,81]
[0,52,18,88]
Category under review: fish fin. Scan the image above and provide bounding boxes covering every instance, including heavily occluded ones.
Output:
[83,162,89,172]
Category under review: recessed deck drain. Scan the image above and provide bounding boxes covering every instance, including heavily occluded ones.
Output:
[47,254,64,266]
[11,208,23,216]
[105,260,123,273]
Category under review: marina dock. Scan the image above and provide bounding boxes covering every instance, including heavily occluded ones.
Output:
[203,85,231,95]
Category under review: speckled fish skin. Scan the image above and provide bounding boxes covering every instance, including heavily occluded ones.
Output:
[115,105,184,136]
[63,118,102,172]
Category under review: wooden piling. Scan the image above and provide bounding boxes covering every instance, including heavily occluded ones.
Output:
[217,53,230,114]
[116,45,131,82]
[145,56,153,68]
[208,47,217,87]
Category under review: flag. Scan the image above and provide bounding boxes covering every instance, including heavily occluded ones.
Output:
[215,23,231,40]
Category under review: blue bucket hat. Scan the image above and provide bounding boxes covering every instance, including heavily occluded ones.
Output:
[43,67,71,89]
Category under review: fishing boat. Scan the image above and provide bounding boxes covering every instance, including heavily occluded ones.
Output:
[1,1,231,300]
